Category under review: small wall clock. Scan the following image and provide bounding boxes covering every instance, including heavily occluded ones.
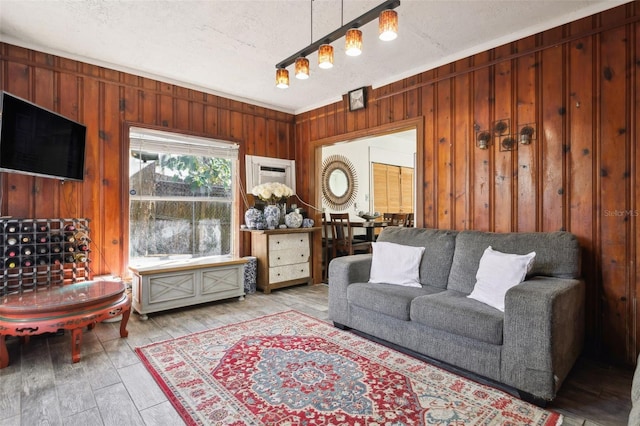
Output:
[348,87,367,111]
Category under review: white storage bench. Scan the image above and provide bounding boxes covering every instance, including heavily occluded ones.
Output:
[129,257,247,320]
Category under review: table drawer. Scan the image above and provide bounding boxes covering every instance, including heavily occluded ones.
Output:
[269,263,310,283]
[269,233,309,251]
[269,247,310,267]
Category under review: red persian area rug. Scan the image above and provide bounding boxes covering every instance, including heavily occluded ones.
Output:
[135,310,562,426]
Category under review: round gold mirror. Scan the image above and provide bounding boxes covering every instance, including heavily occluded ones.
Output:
[321,155,358,210]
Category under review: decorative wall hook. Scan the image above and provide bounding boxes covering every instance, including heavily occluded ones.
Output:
[519,125,535,145]
[500,136,517,151]
[476,131,491,150]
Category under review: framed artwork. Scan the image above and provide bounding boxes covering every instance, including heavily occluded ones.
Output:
[348,87,366,111]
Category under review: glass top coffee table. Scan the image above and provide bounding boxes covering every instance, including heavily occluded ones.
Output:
[0,280,130,368]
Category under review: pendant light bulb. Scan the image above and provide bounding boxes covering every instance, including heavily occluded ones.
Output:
[295,57,310,79]
[275,68,289,89]
[345,28,362,56]
[379,9,398,41]
[318,44,334,69]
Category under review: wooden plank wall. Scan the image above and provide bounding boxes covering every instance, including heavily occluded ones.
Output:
[0,43,295,279]
[296,3,640,365]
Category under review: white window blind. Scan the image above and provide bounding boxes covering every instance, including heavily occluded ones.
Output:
[129,127,238,159]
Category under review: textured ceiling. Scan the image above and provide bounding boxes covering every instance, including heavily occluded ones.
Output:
[0,0,629,114]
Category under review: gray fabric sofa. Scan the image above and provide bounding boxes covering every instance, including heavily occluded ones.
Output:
[328,227,585,402]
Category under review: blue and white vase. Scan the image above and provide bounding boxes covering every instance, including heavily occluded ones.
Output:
[264,204,281,229]
[285,211,303,228]
[244,207,263,229]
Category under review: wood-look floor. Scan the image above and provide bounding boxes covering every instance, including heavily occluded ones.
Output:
[0,284,633,426]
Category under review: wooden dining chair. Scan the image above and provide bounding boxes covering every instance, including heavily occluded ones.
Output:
[406,213,414,227]
[321,213,333,282]
[390,213,408,227]
[330,213,372,258]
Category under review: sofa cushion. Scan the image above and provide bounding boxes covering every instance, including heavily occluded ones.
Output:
[369,241,425,287]
[377,227,457,289]
[411,290,505,345]
[448,230,581,294]
[348,282,443,321]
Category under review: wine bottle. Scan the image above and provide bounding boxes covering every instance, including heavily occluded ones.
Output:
[50,234,63,243]
[21,245,35,256]
[21,235,32,244]
[21,257,34,267]
[5,258,18,269]
[5,247,18,258]
[77,243,89,252]
[50,255,62,265]
[21,224,33,233]
[36,223,49,233]
[64,243,75,253]
[36,256,49,266]
[35,234,49,244]
[51,244,62,254]
[5,236,18,246]
[74,253,88,263]
[36,245,49,255]
[64,224,76,232]
[64,234,76,243]
[5,222,20,233]
[73,230,89,242]
[64,254,76,263]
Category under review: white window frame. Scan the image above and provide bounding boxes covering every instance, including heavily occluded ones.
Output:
[128,127,239,266]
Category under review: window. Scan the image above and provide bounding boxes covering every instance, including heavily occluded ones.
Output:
[128,127,238,267]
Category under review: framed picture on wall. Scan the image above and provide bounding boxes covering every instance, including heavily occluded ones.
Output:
[348,87,367,111]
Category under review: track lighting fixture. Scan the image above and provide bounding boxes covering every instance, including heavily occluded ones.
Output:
[275,68,289,89]
[274,0,400,88]
[318,44,334,69]
[345,29,363,56]
[295,57,310,79]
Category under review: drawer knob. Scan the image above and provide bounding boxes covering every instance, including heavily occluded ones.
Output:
[277,256,281,260]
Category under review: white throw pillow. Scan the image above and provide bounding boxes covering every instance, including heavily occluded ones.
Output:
[369,241,425,287]
[467,246,536,312]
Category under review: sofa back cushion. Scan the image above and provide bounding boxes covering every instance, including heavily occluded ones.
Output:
[377,227,457,289]
[447,230,581,294]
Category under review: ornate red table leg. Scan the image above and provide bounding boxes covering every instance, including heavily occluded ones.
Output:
[71,328,82,363]
[0,336,8,368]
[120,305,130,338]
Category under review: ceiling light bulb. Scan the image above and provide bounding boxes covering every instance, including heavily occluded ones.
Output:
[379,9,398,41]
[345,29,362,57]
[275,68,289,89]
[318,44,334,69]
[295,57,310,79]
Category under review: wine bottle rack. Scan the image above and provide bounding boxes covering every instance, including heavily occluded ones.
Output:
[1,218,91,295]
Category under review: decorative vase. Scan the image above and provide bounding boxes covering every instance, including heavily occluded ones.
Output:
[264,204,281,229]
[279,203,287,225]
[285,211,303,228]
[244,207,263,229]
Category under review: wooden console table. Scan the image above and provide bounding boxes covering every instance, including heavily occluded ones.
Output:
[0,280,130,368]
[243,227,320,294]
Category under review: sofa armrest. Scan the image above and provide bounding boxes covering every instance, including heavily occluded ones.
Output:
[328,254,372,326]
[501,276,585,400]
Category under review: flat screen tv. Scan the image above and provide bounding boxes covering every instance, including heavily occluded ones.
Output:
[0,91,86,181]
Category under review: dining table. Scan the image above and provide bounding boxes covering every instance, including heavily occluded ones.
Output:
[350,220,388,242]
